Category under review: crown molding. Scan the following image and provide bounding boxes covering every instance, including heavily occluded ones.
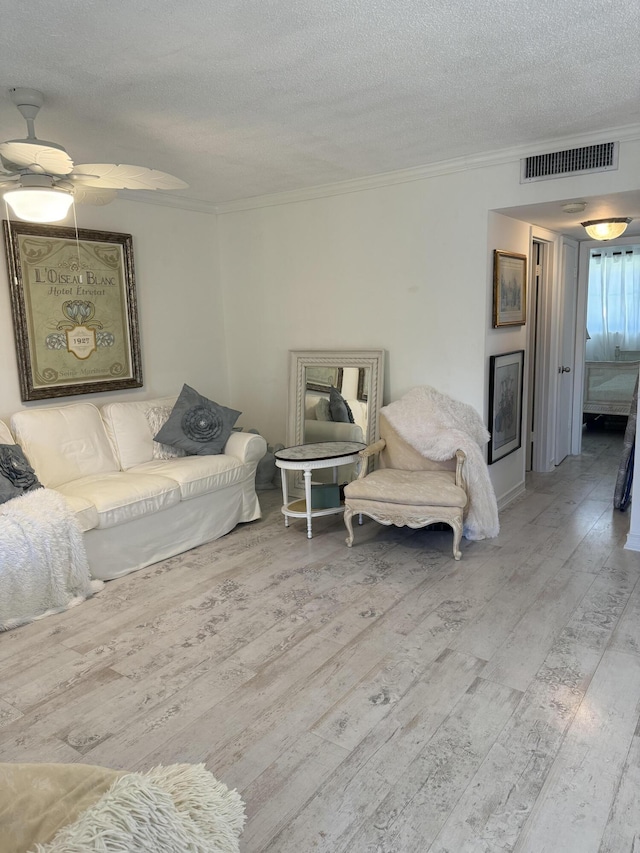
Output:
[215,123,640,215]
[117,122,640,217]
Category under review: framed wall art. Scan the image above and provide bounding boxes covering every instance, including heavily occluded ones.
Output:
[305,365,344,393]
[488,349,524,464]
[3,220,143,401]
[493,249,527,327]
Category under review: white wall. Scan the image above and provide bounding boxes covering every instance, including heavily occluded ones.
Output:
[218,137,640,504]
[0,199,226,422]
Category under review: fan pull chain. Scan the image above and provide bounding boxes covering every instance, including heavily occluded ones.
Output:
[72,201,82,283]
[3,202,19,290]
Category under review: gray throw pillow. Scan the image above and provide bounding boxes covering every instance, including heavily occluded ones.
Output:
[154,384,241,455]
[329,386,355,424]
[0,444,43,505]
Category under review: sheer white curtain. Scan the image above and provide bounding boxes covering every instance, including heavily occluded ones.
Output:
[585,246,640,361]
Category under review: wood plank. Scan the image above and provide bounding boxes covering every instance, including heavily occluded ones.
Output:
[427,677,585,852]
[239,732,348,852]
[608,579,640,656]
[513,650,640,853]
[80,634,342,768]
[343,677,522,852]
[598,719,640,853]
[480,568,596,692]
[452,554,565,661]
[261,650,485,853]
[0,699,23,729]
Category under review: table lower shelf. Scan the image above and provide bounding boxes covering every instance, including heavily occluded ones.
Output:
[281,499,344,518]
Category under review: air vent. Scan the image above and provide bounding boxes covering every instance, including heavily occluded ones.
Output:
[520,142,618,183]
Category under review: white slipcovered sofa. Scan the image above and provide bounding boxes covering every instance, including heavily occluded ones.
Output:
[303,391,366,443]
[3,397,266,581]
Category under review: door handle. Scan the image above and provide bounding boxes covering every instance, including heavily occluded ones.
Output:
[559,366,571,373]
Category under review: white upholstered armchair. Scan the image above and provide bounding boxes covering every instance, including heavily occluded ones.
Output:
[343,413,469,559]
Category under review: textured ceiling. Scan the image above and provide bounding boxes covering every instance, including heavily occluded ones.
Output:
[0,0,638,210]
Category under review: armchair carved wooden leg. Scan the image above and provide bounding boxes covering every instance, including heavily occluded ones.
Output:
[451,511,463,561]
[344,506,355,547]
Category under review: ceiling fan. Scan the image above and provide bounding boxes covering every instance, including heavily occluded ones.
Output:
[0,88,188,222]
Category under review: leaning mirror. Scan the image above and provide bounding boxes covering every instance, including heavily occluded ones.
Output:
[287,349,385,488]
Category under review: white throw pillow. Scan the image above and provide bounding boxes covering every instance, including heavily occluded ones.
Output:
[145,405,187,460]
[315,397,332,421]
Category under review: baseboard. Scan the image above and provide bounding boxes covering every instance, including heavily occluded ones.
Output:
[497,481,526,511]
[625,532,640,552]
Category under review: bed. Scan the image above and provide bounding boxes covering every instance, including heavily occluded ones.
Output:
[583,360,640,418]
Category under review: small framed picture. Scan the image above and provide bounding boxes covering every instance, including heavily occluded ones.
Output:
[493,250,527,327]
[488,349,524,464]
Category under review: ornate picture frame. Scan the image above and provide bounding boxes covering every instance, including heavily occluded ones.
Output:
[3,220,143,401]
[488,349,524,464]
[493,249,527,327]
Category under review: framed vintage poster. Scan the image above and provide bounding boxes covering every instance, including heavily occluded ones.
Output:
[305,365,344,393]
[488,349,524,464]
[3,221,143,401]
[493,249,527,327]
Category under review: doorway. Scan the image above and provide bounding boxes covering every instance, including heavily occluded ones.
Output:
[526,240,543,471]
[526,233,578,472]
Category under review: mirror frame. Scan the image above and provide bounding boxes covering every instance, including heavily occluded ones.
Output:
[287,349,385,450]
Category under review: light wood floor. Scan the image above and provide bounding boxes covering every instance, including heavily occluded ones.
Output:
[1,428,638,852]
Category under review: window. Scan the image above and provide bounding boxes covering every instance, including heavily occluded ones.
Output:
[585,246,640,361]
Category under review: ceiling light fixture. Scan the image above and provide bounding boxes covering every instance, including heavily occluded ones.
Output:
[3,174,73,223]
[581,217,632,241]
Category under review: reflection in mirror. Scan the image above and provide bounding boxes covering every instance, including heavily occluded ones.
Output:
[287,350,385,490]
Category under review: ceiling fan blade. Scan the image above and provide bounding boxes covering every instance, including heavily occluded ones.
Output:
[0,140,74,175]
[71,164,188,191]
[0,175,21,188]
[70,184,118,206]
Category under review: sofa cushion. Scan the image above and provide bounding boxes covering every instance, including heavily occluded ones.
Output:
[0,419,14,445]
[57,472,181,529]
[344,469,467,507]
[11,404,119,489]
[131,454,248,500]
[60,494,99,533]
[101,396,178,471]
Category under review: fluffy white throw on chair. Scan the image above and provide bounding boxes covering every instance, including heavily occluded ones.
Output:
[381,386,500,540]
[0,488,102,631]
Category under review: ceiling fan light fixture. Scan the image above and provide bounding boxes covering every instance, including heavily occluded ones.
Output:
[3,184,74,223]
[581,217,632,241]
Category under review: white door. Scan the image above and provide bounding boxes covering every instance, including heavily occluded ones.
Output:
[555,239,579,464]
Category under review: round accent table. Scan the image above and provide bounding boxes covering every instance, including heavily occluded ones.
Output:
[275,440,366,539]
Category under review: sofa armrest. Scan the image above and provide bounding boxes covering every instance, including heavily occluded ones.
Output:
[224,431,267,465]
[0,419,14,444]
[304,419,364,443]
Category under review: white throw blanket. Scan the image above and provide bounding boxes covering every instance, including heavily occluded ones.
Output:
[382,386,500,540]
[0,488,102,631]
